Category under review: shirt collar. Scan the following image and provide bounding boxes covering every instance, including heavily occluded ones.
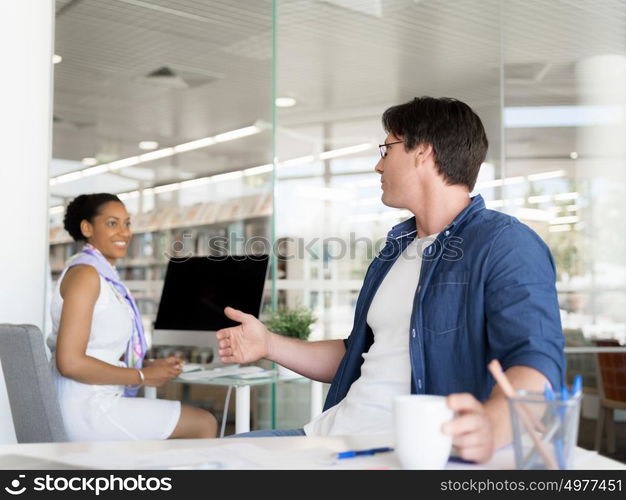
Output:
[385,194,486,240]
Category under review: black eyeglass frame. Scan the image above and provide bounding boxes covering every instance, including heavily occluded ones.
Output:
[378,140,404,158]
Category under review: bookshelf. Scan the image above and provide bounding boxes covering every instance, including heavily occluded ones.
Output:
[48,192,273,315]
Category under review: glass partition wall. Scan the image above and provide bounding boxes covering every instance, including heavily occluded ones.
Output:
[274,0,626,430]
[49,0,274,429]
[49,0,626,434]
[501,1,626,405]
[273,0,503,426]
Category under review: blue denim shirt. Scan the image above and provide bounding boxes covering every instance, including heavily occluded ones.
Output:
[323,194,565,410]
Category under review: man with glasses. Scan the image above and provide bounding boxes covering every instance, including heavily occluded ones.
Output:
[217,97,565,463]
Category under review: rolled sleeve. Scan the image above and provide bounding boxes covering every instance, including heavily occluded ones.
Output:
[485,222,566,390]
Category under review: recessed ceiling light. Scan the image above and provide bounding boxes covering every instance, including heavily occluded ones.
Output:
[53,54,62,64]
[569,151,578,159]
[139,141,159,150]
[81,157,97,166]
[275,97,297,108]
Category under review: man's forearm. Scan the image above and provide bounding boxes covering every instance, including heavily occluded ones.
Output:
[484,365,549,448]
[267,335,345,383]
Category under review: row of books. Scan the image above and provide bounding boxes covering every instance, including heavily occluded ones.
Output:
[49,193,272,244]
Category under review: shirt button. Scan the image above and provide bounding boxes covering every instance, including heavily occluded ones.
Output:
[412,328,416,338]
[444,230,450,236]
[417,285,421,293]
[418,379,423,390]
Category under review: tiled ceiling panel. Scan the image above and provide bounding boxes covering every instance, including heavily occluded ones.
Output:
[52,0,626,200]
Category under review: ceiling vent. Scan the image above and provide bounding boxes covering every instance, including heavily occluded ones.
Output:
[139,65,223,89]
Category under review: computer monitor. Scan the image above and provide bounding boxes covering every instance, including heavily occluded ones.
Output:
[152,254,270,351]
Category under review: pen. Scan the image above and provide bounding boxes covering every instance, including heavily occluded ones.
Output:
[572,375,582,396]
[336,447,394,459]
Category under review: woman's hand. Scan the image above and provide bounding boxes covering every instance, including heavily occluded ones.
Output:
[141,356,183,387]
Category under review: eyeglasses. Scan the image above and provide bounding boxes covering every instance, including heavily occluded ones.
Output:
[378,140,403,159]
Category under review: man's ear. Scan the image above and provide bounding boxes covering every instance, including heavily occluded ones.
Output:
[414,143,434,165]
[80,219,93,239]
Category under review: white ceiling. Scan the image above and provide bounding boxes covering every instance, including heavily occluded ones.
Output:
[51,0,626,201]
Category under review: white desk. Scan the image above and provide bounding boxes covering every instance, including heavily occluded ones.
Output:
[0,434,623,470]
[147,369,323,434]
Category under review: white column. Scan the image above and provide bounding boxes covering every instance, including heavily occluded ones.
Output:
[0,0,55,444]
[235,385,251,433]
[310,380,323,419]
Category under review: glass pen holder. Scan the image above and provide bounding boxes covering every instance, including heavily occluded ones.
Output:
[508,390,582,470]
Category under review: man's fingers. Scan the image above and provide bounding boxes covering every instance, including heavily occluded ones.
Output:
[451,429,487,449]
[216,326,236,340]
[457,445,490,463]
[442,413,484,436]
[219,354,238,364]
[446,393,482,413]
[223,306,250,323]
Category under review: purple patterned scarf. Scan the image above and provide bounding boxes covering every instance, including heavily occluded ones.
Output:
[66,243,147,397]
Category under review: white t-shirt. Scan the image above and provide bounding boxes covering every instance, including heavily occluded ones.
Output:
[304,233,437,436]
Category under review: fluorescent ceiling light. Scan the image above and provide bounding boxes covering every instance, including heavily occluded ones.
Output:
[52,54,62,64]
[527,170,566,182]
[475,176,525,189]
[139,141,159,150]
[180,177,212,188]
[173,137,216,153]
[212,171,244,182]
[108,156,140,171]
[527,195,552,204]
[319,143,373,160]
[82,157,97,166]
[214,126,260,143]
[504,105,624,128]
[152,183,180,194]
[82,165,110,177]
[49,124,261,185]
[49,205,65,214]
[549,224,571,232]
[279,155,315,168]
[554,192,579,201]
[139,147,175,162]
[275,97,297,108]
[244,164,273,176]
[551,215,579,225]
[514,208,552,222]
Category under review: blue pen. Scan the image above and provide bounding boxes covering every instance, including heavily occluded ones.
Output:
[336,447,394,459]
[555,385,570,469]
[572,375,582,396]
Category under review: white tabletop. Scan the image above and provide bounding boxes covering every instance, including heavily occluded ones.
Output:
[0,434,623,470]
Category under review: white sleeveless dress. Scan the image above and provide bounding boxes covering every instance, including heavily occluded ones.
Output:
[48,268,181,441]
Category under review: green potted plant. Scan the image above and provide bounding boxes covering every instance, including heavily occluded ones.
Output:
[265,306,316,376]
[265,306,316,340]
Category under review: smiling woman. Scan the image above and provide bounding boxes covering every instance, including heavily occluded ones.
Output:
[47,193,217,442]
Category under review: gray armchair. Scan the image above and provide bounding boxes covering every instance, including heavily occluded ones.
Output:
[0,324,67,443]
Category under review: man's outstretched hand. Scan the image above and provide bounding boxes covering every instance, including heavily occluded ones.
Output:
[215,306,272,364]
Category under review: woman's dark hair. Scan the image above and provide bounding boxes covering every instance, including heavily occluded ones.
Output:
[382,96,488,191]
[63,193,123,241]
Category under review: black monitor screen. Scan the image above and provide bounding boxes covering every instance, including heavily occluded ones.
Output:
[154,255,270,331]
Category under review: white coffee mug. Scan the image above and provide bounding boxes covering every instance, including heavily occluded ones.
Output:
[393,394,453,469]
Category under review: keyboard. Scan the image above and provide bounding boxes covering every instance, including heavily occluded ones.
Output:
[181,363,204,373]
[178,365,265,381]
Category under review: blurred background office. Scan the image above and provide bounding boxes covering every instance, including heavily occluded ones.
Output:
[0,0,624,458]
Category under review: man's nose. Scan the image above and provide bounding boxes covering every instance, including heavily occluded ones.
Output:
[374,158,383,174]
